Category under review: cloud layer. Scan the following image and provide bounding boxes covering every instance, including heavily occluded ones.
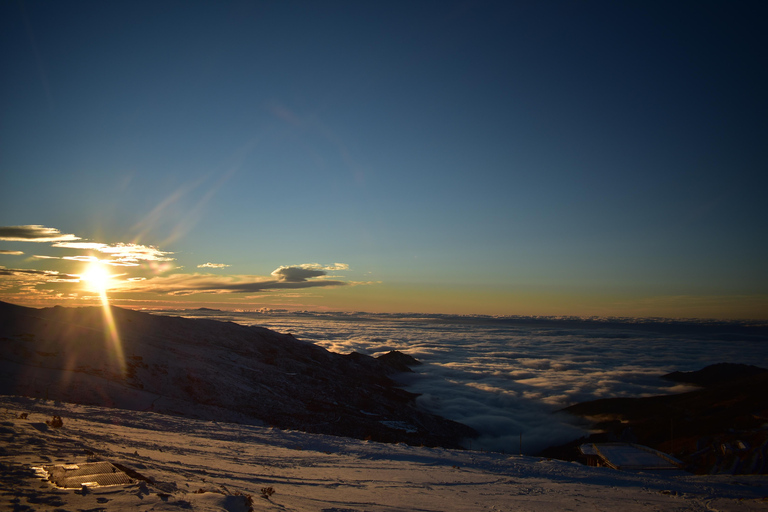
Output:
[171,311,768,453]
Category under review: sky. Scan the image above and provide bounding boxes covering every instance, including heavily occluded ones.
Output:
[1,0,766,319]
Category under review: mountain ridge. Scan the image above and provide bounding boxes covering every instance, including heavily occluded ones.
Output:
[0,300,475,448]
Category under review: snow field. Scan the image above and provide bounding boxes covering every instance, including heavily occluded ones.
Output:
[2,396,767,511]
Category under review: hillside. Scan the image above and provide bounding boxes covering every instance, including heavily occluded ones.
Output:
[2,396,768,511]
[0,301,475,448]
[549,364,768,474]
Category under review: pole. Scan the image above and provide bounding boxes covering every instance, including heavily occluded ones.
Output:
[670,418,674,454]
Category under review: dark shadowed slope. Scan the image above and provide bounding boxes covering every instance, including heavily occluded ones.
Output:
[554,364,768,474]
[0,301,475,448]
[662,363,768,388]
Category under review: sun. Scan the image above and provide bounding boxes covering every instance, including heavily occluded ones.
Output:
[81,262,112,294]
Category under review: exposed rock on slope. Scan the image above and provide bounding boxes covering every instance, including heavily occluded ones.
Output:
[547,364,768,474]
[0,301,475,448]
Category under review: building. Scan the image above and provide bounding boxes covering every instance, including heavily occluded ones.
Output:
[579,443,685,472]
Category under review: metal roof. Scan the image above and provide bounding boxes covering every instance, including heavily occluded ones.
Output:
[42,461,134,488]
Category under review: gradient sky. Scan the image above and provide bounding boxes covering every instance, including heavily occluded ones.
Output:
[1,0,766,319]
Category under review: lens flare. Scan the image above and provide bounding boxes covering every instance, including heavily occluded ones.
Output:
[80,262,126,374]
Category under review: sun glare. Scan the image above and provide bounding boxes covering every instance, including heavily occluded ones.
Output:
[81,263,112,294]
[80,261,126,375]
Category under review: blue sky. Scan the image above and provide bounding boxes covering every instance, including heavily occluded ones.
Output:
[1,1,766,318]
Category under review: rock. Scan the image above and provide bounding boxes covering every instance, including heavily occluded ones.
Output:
[376,350,422,373]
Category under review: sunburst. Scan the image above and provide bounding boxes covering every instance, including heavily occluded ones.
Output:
[80,261,126,374]
[81,262,112,294]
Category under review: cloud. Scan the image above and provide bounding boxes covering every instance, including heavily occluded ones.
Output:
[197,262,231,269]
[99,243,173,262]
[0,225,80,242]
[62,255,99,263]
[53,241,174,266]
[0,266,79,282]
[51,242,106,250]
[211,311,767,453]
[271,266,326,282]
[0,250,24,255]
[271,263,350,282]
[322,263,350,271]
[120,268,348,296]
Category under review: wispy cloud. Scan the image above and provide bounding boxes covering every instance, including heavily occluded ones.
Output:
[130,159,242,248]
[53,242,174,266]
[0,250,24,255]
[0,225,79,243]
[197,262,231,269]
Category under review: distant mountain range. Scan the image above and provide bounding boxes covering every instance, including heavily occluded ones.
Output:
[0,301,475,448]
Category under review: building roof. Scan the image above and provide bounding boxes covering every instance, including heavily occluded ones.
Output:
[579,443,684,471]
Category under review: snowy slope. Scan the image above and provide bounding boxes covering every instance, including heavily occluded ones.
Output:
[2,396,767,511]
[0,302,474,447]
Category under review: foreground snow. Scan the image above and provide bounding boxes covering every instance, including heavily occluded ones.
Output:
[2,396,767,511]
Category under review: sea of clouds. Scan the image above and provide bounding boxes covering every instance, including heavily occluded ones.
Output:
[163,310,768,454]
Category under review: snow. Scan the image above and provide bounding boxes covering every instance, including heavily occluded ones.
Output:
[2,396,767,511]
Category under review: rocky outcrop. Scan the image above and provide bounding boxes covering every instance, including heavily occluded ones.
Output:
[662,362,768,388]
[0,301,476,448]
[544,364,768,474]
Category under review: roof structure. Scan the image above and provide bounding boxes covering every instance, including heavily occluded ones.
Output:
[41,461,134,488]
[579,443,685,472]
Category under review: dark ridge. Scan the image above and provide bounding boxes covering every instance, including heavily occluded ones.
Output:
[0,301,476,449]
[376,350,422,373]
[662,362,768,387]
[545,367,768,474]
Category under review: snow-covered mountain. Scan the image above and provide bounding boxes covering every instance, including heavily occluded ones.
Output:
[0,301,474,448]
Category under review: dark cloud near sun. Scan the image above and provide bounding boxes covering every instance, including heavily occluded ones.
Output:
[0,266,79,281]
[122,264,350,296]
[271,263,350,282]
[219,279,347,293]
[271,266,326,282]
[0,225,80,243]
